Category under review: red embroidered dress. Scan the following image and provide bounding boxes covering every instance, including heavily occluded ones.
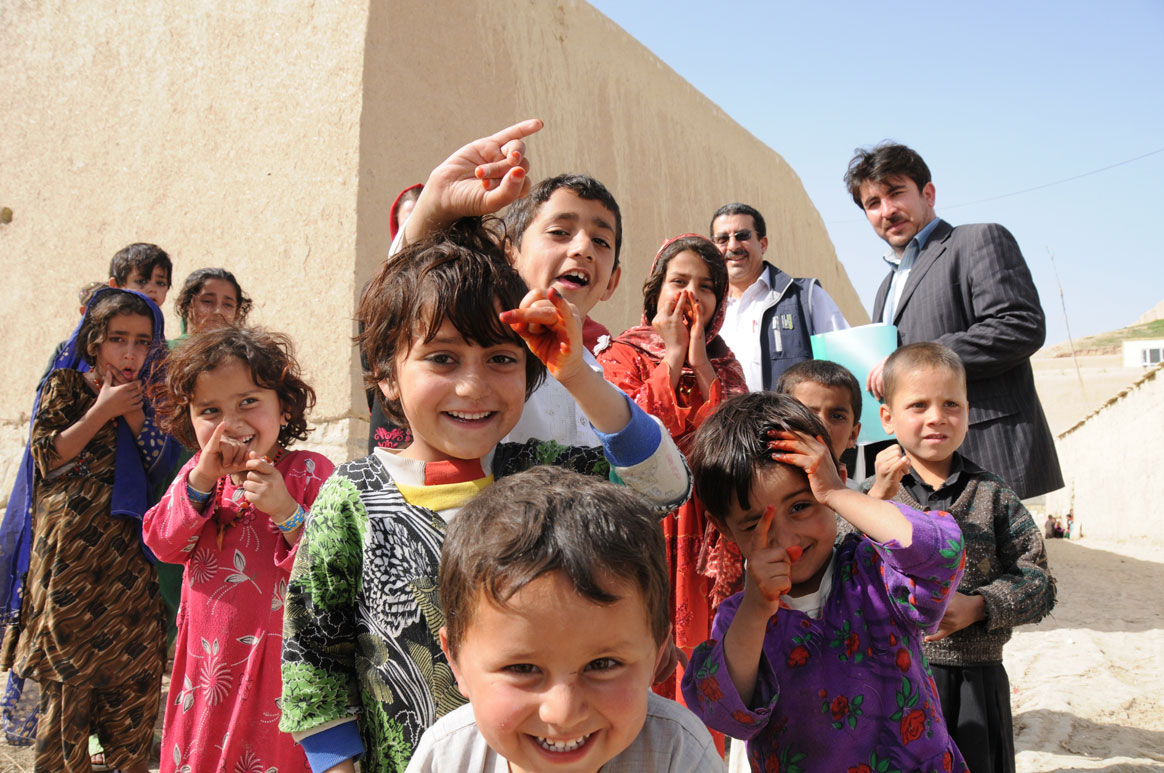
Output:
[144,450,334,773]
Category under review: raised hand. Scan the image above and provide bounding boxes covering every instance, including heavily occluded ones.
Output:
[499,287,584,382]
[741,505,799,614]
[408,119,544,239]
[868,443,912,500]
[242,453,297,522]
[867,355,888,401]
[652,290,690,386]
[188,422,251,493]
[92,365,143,421]
[766,430,846,504]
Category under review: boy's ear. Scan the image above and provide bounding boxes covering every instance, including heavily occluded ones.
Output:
[847,421,861,451]
[879,404,895,435]
[502,234,520,266]
[706,511,735,544]
[438,627,469,700]
[378,378,399,402]
[107,277,120,289]
[598,265,622,303]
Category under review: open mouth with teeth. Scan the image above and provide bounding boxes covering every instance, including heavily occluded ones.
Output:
[555,270,590,289]
[533,732,594,754]
[444,410,497,424]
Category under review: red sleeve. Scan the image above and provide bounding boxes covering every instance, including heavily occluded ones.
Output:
[599,342,706,440]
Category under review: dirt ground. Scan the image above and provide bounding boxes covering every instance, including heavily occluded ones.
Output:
[2,537,1161,772]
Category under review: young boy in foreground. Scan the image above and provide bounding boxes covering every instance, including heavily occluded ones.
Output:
[867,342,1055,773]
[408,466,721,772]
[400,119,622,446]
[681,392,968,772]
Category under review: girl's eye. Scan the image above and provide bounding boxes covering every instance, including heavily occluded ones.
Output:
[240,397,258,407]
[790,501,812,515]
[198,407,219,417]
[426,353,454,365]
[490,353,519,365]
[586,657,621,672]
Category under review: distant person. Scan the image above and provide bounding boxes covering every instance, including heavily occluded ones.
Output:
[408,467,721,771]
[866,342,1055,773]
[172,267,253,343]
[708,203,848,390]
[1044,514,1056,539]
[845,142,1063,499]
[107,242,173,308]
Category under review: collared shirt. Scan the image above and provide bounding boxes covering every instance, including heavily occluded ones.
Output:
[901,451,984,511]
[720,266,849,392]
[880,217,942,323]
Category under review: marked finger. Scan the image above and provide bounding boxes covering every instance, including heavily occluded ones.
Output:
[487,118,544,148]
[786,545,803,563]
[756,504,776,550]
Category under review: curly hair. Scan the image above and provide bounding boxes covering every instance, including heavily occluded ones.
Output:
[174,267,253,328]
[152,326,316,451]
[357,217,545,427]
[78,290,156,367]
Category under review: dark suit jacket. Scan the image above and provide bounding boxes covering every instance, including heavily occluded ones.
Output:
[873,219,1063,499]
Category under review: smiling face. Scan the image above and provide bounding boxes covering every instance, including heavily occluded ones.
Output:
[122,265,171,306]
[710,212,767,295]
[715,463,837,597]
[93,312,154,382]
[656,250,717,325]
[187,278,240,333]
[508,189,621,316]
[788,381,861,460]
[383,318,527,463]
[880,365,968,481]
[443,571,666,773]
[857,174,937,256]
[190,356,286,459]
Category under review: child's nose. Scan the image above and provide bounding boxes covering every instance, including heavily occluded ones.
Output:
[455,364,488,399]
[538,681,587,728]
[568,232,595,261]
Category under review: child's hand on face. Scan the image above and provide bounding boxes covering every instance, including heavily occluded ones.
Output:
[92,365,143,421]
[869,444,911,500]
[652,289,691,365]
[766,430,846,506]
[411,119,543,237]
[242,453,298,522]
[684,291,712,371]
[500,287,584,383]
[740,505,800,618]
[189,422,250,492]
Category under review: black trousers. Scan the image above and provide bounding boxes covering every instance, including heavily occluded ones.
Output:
[932,662,1016,773]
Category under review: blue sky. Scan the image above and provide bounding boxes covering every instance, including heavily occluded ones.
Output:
[586,0,1164,346]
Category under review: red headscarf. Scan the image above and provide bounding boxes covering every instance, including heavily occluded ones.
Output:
[389,183,424,240]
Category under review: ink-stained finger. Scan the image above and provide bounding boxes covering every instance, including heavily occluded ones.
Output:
[756,504,776,550]
[488,118,544,148]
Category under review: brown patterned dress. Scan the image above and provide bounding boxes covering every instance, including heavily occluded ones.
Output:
[0,369,164,764]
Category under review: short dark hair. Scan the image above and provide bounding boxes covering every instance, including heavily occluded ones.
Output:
[775,360,863,423]
[642,235,726,323]
[108,242,173,287]
[844,142,932,208]
[882,342,966,405]
[440,466,669,656]
[78,290,157,367]
[690,392,835,517]
[78,280,108,308]
[357,217,546,426]
[503,174,623,268]
[710,203,766,240]
[174,267,253,327]
[152,326,316,451]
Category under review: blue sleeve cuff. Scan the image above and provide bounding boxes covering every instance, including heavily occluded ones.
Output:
[300,721,364,772]
[592,396,661,468]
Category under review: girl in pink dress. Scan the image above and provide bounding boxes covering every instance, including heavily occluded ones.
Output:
[145,327,334,773]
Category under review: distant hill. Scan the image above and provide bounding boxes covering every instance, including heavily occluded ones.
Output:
[1039,317,1164,358]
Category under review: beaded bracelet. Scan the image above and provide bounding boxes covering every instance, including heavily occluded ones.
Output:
[275,504,307,534]
[186,481,213,506]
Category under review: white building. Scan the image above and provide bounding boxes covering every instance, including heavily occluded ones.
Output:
[1122,339,1164,368]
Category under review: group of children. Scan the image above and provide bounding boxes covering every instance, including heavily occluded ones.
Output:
[0,119,1054,773]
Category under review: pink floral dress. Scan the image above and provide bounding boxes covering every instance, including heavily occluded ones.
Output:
[144,450,334,773]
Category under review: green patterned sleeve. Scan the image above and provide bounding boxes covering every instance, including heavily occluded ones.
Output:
[280,473,368,733]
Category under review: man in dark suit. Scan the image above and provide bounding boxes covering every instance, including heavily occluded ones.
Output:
[845,142,1062,499]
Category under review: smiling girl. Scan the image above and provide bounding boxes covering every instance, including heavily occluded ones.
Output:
[597,235,747,719]
[145,327,334,773]
[0,288,177,772]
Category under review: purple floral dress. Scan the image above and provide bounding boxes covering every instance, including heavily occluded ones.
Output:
[682,504,969,773]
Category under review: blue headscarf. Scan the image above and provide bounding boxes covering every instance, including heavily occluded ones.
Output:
[0,287,177,629]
